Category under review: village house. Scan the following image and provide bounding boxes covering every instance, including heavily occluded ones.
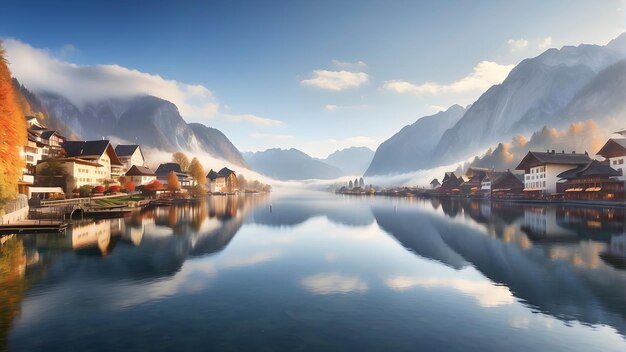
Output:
[460,168,490,195]
[480,170,525,197]
[35,157,105,193]
[206,167,238,193]
[62,140,124,182]
[124,165,157,186]
[19,117,67,194]
[556,160,623,201]
[155,163,191,188]
[438,172,462,193]
[596,136,626,180]
[114,145,146,172]
[515,150,592,195]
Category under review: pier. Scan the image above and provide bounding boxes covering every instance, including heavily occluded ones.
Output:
[0,220,69,234]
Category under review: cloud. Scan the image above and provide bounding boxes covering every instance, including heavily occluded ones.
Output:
[383,61,514,96]
[538,37,553,49]
[3,38,219,121]
[301,70,369,91]
[326,135,378,148]
[386,276,514,308]
[301,273,368,294]
[332,59,367,70]
[507,38,529,51]
[324,103,373,112]
[58,43,78,58]
[224,113,285,127]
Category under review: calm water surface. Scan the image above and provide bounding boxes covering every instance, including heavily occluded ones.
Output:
[1,192,626,351]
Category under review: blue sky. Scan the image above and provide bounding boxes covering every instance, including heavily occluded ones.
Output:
[1,0,625,157]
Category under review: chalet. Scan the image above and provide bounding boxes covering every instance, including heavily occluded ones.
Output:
[430,178,441,189]
[439,172,462,193]
[206,167,238,193]
[115,145,146,171]
[62,140,124,182]
[480,170,524,196]
[19,118,67,193]
[35,158,104,193]
[155,163,191,188]
[125,165,157,186]
[596,138,626,180]
[556,160,623,201]
[515,150,592,194]
[460,168,489,195]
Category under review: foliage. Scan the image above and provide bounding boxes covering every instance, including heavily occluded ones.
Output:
[188,157,206,187]
[172,152,190,172]
[93,185,105,194]
[108,185,121,193]
[167,171,180,192]
[144,180,162,191]
[79,185,93,197]
[124,181,136,193]
[349,180,353,188]
[0,41,27,206]
[118,175,127,185]
[189,184,205,197]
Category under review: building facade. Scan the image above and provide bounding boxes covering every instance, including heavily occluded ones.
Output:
[515,150,592,194]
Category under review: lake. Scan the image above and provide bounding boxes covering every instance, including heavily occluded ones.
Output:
[1,191,626,351]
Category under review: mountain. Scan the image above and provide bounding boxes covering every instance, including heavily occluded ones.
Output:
[244,148,343,180]
[13,83,248,168]
[321,147,374,176]
[434,38,626,165]
[365,104,466,176]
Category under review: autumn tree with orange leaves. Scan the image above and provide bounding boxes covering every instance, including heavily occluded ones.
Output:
[0,41,27,206]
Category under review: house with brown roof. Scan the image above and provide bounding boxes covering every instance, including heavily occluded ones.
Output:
[439,172,462,193]
[125,165,156,186]
[155,163,191,188]
[515,150,592,194]
[596,138,626,180]
[35,157,105,193]
[481,170,524,196]
[206,167,238,193]
[556,160,623,201]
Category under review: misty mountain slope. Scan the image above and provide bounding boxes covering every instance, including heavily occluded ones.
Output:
[557,59,626,126]
[244,148,344,180]
[188,123,248,168]
[431,38,626,166]
[364,104,466,176]
[17,84,248,167]
[322,147,374,175]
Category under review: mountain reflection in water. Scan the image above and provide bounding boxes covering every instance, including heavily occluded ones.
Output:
[1,193,626,352]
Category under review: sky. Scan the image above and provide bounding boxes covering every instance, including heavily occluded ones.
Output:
[1,0,625,158]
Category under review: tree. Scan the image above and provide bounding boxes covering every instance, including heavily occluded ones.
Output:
[172,152,190,172]
[37,159,68,187]
[108,185,121,193]
[359,177,364,188]
[144,180,162,191]
[124,181,136,193]
[349,180,353,189]
[93,185,105,194]
[118,175,127,185]
[0,41,27,206]
[188,157,206,187]
[167,171,180,192]
[237,174,247,191]
[354,178,359,188]
[79,185,93,198]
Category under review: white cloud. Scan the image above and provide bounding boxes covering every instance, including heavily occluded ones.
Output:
[332,59,367,70]
[326,135,378,149]
[538,36,553,49]
[324,103,373,112]
[382,61,514,96]
[507,38,529,51]
[301,70,369,91]
[385,276,515,308]
[224,113,285,127]
[301,273,368,295]
[3,38,219,121]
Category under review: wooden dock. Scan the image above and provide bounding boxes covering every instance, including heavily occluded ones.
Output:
[0,220,69,234]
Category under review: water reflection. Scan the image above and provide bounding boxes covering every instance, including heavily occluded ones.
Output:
[2,193,626,351]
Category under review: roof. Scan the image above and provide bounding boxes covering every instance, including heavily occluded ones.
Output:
[115,145,141,157]
[125,165,155,176]
[63,140,123,165]
[430,178,440,185]
[155,163,184,175]
[206,169,220,180]
[557,160,620,180]
[515,151,591,170]
[596,138,626,158]
[217,167,236,177]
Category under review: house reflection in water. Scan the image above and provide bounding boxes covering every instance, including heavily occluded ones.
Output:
[71,218,125,256]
